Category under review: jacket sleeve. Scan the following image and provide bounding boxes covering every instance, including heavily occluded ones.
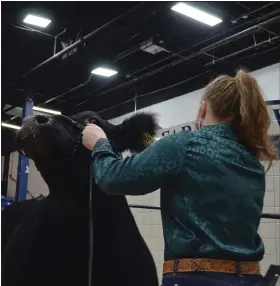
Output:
[91,134,185,195]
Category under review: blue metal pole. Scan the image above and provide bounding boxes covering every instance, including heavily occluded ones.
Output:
[15,98,33,202]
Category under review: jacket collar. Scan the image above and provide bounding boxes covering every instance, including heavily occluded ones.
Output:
[201,124,237,141]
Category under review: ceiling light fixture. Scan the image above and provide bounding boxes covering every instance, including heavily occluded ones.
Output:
[1,123,21,130]
[91,67,118,78]
[171,3,222,27]
[23,14,51,28]
[33,106,61,115]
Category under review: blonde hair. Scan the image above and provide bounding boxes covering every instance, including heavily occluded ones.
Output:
[203,70,276,169]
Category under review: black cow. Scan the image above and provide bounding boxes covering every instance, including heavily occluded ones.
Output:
[2,111,159,286]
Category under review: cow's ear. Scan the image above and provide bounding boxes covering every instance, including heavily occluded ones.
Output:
[69,111,98,126]
[112,112,159,153]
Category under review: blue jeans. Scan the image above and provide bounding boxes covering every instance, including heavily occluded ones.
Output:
[162,272,263,286]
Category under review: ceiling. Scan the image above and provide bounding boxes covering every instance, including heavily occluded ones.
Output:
[2,1,280,154]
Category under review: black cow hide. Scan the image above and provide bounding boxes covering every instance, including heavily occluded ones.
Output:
[1,111,159,286]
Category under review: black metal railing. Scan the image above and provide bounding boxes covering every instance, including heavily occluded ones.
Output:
[128,204,280,221]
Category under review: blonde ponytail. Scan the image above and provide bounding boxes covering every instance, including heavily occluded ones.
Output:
[203,70,276,170]
[234,70,276,169]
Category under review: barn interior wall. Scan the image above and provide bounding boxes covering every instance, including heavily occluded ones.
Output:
[5,63,280,283]
[7,154,49,199]
[109,63,280,128]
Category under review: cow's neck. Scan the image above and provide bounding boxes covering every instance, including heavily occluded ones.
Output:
[41,167,90,203]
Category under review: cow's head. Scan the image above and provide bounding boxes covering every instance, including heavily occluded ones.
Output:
[15,111,158,199]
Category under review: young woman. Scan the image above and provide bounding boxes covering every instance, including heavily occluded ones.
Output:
[82,70,276,286]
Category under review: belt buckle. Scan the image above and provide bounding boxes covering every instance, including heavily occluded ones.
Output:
[190,259,200,272]
[172,259,200,274]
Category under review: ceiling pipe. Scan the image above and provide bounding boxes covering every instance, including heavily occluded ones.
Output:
[112,8,280,84]
[231,1,277,25]
[9,12,279,117]
[6,8,280,120]
[160,15,280,70]
[114,45,142,62]
[3,75,93,123]
[91,41,280,115]
[8,3,145,87]
[43,74,93,105]
[204,36,280,66]
[201,15,280,52]
[78,15,280,106]
[3,3,145,123]
[121,8,280,81]
[97,69,213,116]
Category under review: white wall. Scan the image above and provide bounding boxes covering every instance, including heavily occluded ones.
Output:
[7,153,49,199]
[109,63,280,128]
[6,63,280,284]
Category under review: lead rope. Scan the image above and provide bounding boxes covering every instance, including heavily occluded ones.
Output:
[69,127,94,286]
[88,161,94,286]
[67,129,94,286]
[62,115,97,286]
[86,118,96,286]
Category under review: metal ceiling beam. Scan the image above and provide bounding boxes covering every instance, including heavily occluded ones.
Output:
[201,15,280,52]
[9,3,145,87]
[5,5,280,120]
[77,15,280,107]
[204,36,280,66]
[114,8,280,87]
[3,3,148,123]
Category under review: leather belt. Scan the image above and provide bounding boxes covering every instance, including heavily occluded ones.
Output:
[163,258,260,275]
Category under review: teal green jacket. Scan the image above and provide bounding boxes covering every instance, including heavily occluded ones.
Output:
[91,124,265,261]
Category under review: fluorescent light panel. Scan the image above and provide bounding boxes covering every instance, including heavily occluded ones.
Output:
[91,67,118,78]
[23,14,51,28]
[171,3,222,27]
[33,106,61,115]
[1,123,21,130]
